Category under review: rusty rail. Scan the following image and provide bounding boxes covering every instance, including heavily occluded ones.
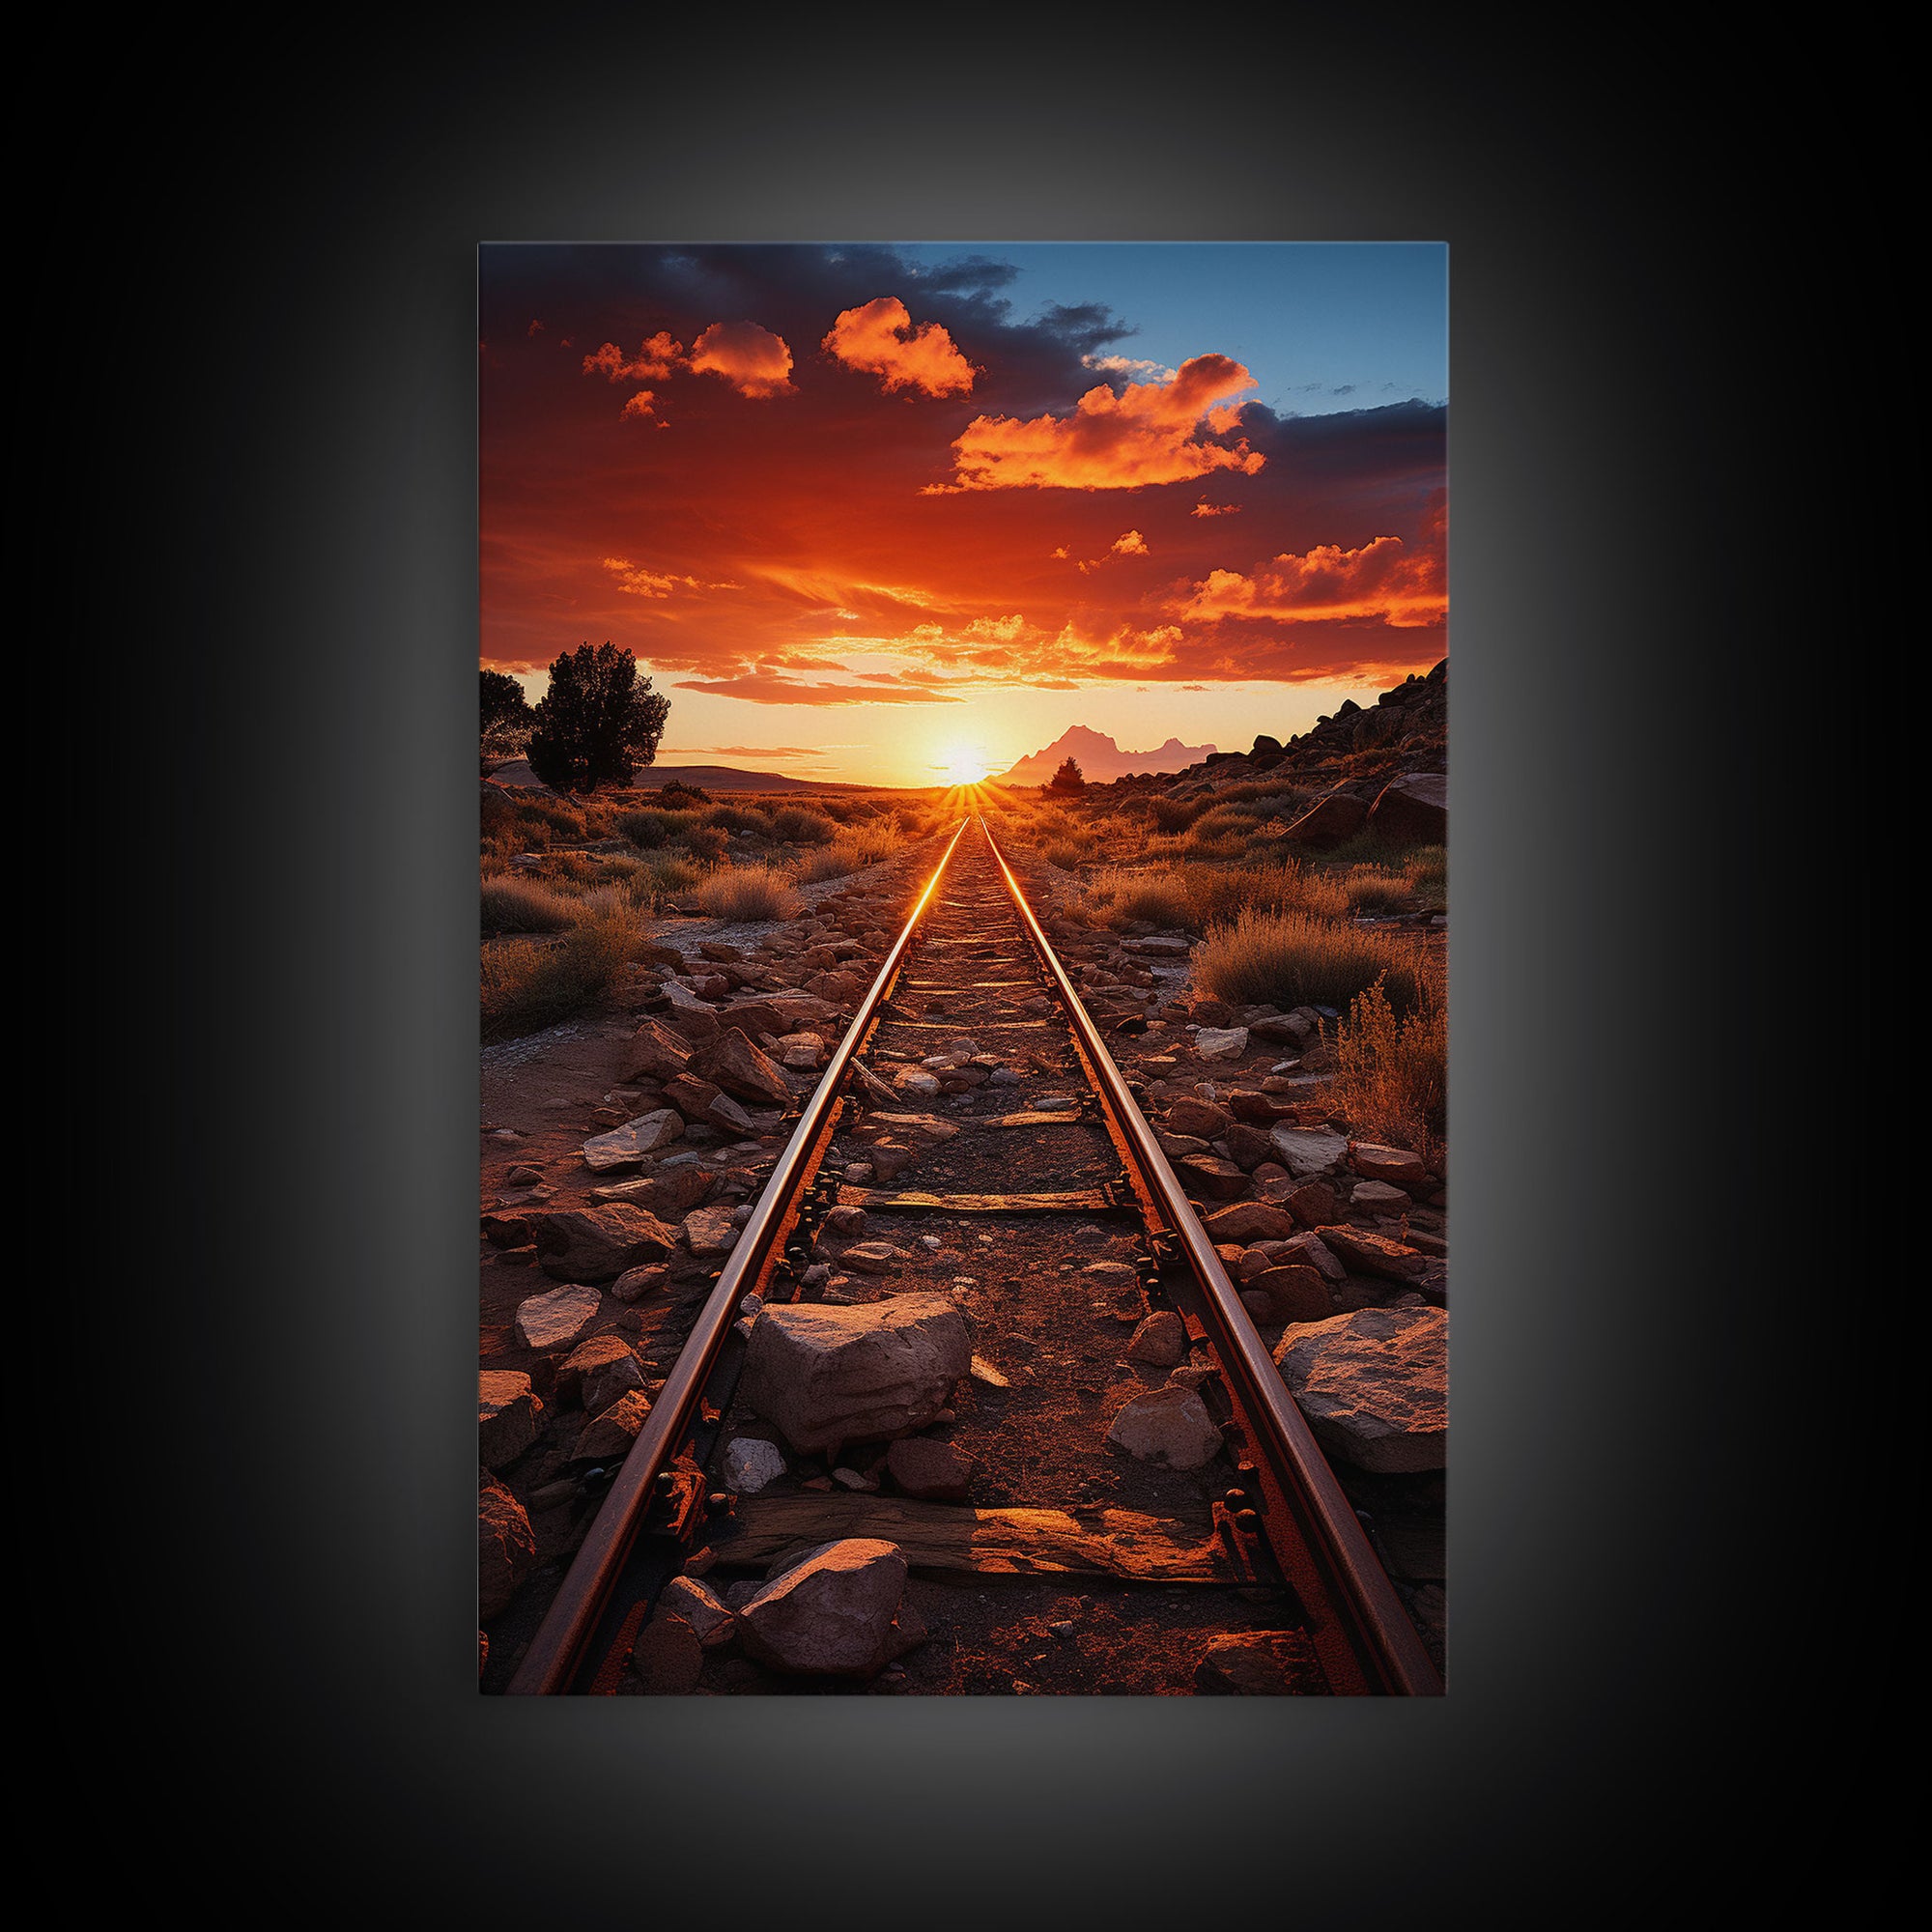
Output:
[978,815,1442,1695]
[504,818,972,1694]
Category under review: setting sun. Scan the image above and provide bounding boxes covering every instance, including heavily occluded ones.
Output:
[936,745,992,784]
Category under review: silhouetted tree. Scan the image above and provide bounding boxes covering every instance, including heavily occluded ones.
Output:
[480,668,534,771]
[1047,755,1086,796]
[526,643,670,793]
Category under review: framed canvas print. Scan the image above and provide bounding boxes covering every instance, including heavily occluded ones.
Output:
[476,242,1447,1696]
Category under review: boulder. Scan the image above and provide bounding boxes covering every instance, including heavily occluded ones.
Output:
[532,1204,678,1281]
[840,1241,905,1274]
[1105,1386,1224,1470]
[695,1030,793,1109]
[557,1333,644,1412]
[478,1476,537,1618]
[1321,1225,1429,1282]
[1223,1122,1276,1171]
[1180,1155,1249,1201]
[740,1297,971,1453]
[723,1436,787,1493]
[1350,1179,1411,1214]
[592,1163,716,1220]
[611,1264,671,1303]
[1125,1311,1188,1368]
[573,1387,651,1462]
[737,1539,913,1678]
[658,1575,736,1648]
[630,1612,704,1693]
[1268,1124,1350,1178]
[582,1108,685,1171]
[478,1371,543,1468]
[617,1019,692,1085]
[1194,1632,1321,1695]
[1167,1097,1234,1139]
[1247,1264,1335,1324]
[1351,1142,1432,1187]
[1201,1200,1297,1244]
[1279,1231,1347,1283]
[885,1435,978,1501]
[1282,789,1368,848]
[513,1281,602,1351]
[663,1074,755,1134]
[682,1204,740,1257]
[1194,1026,1249,1061]
[1368,772,1446,845]
[1273,1305,1446,1473]
[1285,1179,1340,1226]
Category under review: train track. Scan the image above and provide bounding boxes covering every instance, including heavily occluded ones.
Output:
[503,814,1441,1696]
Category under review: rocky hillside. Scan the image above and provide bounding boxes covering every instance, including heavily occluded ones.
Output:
[1104,659,1446,847]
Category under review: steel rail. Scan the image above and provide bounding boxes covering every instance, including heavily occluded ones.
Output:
[505,817,972,1694]
[977,814,1442,1695]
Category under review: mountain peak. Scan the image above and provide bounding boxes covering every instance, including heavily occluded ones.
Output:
[1000,726,1217,785]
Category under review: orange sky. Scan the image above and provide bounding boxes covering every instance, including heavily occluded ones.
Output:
[481,245,1445,784]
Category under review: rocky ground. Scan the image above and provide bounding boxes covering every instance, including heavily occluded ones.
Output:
[478,792,1448,1692]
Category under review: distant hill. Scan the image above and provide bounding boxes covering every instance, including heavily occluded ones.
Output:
[484,759,866,794]
[1000,725,1216,785]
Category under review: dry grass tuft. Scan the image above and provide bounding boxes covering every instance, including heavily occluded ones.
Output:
[770,805,836,844]
[480,874,579,933]
[694,863,804,922]
[481,898,645,1037]
[1192,908,1433,1013]
[1330,975,1446,1165]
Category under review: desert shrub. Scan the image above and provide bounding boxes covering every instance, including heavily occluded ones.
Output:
[480,898,646,1037]
[1077,867,1197,930]
[794,844,857,883]
[677,825,729,863]
[1042,841,1087,871]
[617,807,693,848]
[770,805,836,844]
[1192,909,1431,1014]
[1340,866,1412,914]
[480,874,578,933]
[1316,826,1422,870]
[1330,973,1446,1164]
[1405,845,1447,889]
[704,803,771,835]
[694,863,804,922]
[655,780,711,807]
[646,855,704,895]
[1150,795,1206,833]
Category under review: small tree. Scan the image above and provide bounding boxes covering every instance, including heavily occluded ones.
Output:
[1047,755,1086,796]
[480,668,535,772]
[526,643,670,793]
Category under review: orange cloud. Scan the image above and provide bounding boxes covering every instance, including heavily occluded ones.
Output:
[672,672,963,705]
[1111,529,1148,554]
[1192,499,1240,516]
[937,354,1264,491]
[619,391,657,420]
[689,321,794,397]
[1179,535,1445,627]
[824,297,974,396]
[582,331,683,381]
[602,556,737,596]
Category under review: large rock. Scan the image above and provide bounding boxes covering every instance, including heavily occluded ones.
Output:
[478,1475,537,1617]
[682,1204,740,1257]
[723,1436,787,1492]
[1351,1142,1431,1187]
[1368,772,1446,845]
[592,1162,716,1219]
[478,1371,543,1468]
[663,1074,755,1135]
[1273,1305,1447,1473]
[1321,1225,1429,1282]
[737,1539,914,1678]
[1279,1231,1347,1283]
[1282,789,1369,848]
[695,1029,793,1108]
[1202,1200,1297,1244]
[513,1282,602,1351]
[1126,1311,1188,1367]
[1194,1026,1249,1061]
[740,1297,971,1453]
[617,1019,692,1085]
[1167,1097,1234,1139]
[573,1387,651,1462]
[885,1435,977,1500]
[1269,1124,1350,1178]
[659,1575,736,1648]
[558,1333,644,1411]
[582,1109,685,1171]
[1105,1386,1224,1469]
[533,1205,678,1281]
[1247,1264,1334,1324]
